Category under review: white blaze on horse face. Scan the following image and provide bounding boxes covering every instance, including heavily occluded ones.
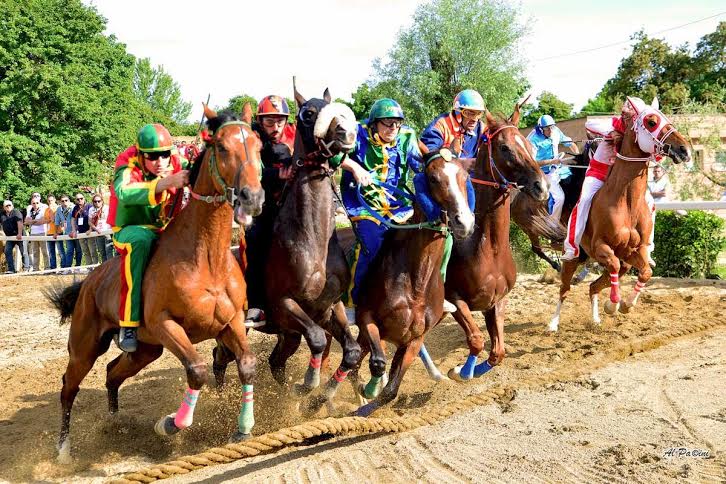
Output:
[232,127,249,144]
[314,103,357,149]
[443,162,475,235]
[514,133,527,151]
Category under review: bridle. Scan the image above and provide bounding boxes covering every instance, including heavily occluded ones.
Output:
[190,120,259,205]
[617,109,676,163]
[469,124,521,192]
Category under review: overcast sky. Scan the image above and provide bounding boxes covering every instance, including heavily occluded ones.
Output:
[84,0,724,121]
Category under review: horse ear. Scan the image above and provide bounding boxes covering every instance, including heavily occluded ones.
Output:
[510,103,522,126]
[485,109,497,130]
[323,88,331,104]
[241,102,253,124]
[293,76,306,107]
[651,96,659,110]
[203,103,217,120]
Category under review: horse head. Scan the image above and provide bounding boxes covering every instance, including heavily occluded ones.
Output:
[293,79,357,160]
[201,103,265,226]
[623,96,691,164]
[481,105,548,201]
[423,149,475,239]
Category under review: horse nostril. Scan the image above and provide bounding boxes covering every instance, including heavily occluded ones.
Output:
[239,187,251,202]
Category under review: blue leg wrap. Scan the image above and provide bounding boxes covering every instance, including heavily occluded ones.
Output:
[459,355,477,380]
[473,360,494,377]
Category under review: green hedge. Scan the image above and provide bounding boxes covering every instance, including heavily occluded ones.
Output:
[653,211,725,278]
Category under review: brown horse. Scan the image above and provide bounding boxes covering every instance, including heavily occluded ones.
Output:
[347,149,475,416]
[550,98,691,330]
[214,86,360,411]
[435,106,548,381]
[47,105,264,463]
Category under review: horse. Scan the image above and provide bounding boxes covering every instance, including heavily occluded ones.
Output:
[509,145,592,271]
[345,149,475,416]
[213,85,361,412]
[432,105,548,381]
[46,104,265,463]
[549,97,691,331]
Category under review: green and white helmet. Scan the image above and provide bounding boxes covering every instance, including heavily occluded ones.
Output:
[369,98,405,121]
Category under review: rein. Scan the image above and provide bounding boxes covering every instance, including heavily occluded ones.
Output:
[189,120,255,206]
[469,125,521,192]
[355,180,447,232]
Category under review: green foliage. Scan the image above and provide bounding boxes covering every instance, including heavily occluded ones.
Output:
[221,94,297,123]
[352,0,528,131]
[0,0,193,204]
[509,223,548,273]
[653,210,725,278]
[133,58,192,123]
[520,91,575,127]
[579,91,618,115]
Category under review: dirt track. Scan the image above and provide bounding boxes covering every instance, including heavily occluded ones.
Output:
[0,272,724,482]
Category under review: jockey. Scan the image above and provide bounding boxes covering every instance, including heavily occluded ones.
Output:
[244,95,296,325]
[526,114,579,221]
[563,97,657,265]
[341,99,465,312]
[108,123,189,352]
[420,89,487,163]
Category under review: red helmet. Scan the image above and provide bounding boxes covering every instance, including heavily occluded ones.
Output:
[257,95,290,117]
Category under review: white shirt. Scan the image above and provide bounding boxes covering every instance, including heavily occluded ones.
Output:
[648,176,670,202]
[26,202,49,235]
[89,204,111,231]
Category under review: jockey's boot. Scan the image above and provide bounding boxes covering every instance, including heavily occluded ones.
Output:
[118,327,138,353]
[443,299,457,313]
[244,308,266,328]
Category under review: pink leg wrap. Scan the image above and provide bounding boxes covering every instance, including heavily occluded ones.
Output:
[309,356,322,369]
[609,272,620,303]
[333,367,349,383]
[634,281,646,293]
[174,388,200,429]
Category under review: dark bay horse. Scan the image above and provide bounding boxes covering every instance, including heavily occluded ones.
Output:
[550,97,691,330]
[47,105,264,463]
[440,107,548,381]
[348,149,475,416]
[214,86,360,409]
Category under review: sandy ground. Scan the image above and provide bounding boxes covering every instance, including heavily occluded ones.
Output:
[0,272,724,483]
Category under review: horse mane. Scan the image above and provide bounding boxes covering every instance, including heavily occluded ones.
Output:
[188,147,206,187]
[189,111,241,187]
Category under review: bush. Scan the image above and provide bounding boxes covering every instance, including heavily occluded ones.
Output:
[653,211,725,278]
[509,223,549,274]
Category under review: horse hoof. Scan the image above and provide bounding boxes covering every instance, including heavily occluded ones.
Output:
[356,403,377,417]
[547,317,559,332]
[291,382,314,397]
[154,414,180,436]
[447,366,472,382]
[619,303,632,314]
[57,439,72,465]
[431,371,449,382]
[228,431,252,443]
[603,300,619,315]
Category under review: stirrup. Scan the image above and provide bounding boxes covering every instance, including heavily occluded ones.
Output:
[244,308,266,329]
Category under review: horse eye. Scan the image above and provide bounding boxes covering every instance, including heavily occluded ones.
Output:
[500,144,511,153]
[647,119,657,128]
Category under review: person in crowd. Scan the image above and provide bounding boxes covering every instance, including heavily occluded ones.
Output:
[648,164,670,202]
[108,123,189,352]
[88,193,114,262]
[526,115,579,221]
[54,194,75,269]
[44,194,60,270]
[70,193,93,265]
[244,94,296,325]
[24,193,49,271]
[1,200,24,274]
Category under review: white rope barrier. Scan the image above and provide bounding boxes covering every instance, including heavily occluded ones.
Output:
[0,230,113,242]
[2,263,101,277]
[654,200,726,211]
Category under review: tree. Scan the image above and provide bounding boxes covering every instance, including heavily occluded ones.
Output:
[0,0,193,203]
[352,0,528,131]
[520,91,574,127]
[133,58,192,123]
[220,95,297,123]
[690,22,726,104]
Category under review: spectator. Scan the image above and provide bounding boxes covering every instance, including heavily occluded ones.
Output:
[1,200,23,274]
[88,194,114,262]
[54,194,75,269]
[45,194,61,269]
[70,193,91,266]
[24,194,49,271]
[648,164,670,202]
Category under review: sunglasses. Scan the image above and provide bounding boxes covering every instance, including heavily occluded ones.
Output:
[61,199,69,202]
[76,197,85,201]
[145,150,171,161]
[461,109,483,120]
[93,199,102,203]
[379,119,403,129]
[261,117,287,128]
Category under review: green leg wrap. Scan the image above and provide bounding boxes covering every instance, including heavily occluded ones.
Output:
[440,232,453,282]
[364,376,382,399]
[238,384,255,434]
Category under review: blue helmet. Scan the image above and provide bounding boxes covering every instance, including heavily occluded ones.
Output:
[537,115,556,128]
[453,89,485,112]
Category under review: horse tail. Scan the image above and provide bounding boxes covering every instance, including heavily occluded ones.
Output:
[44,280,85,325]
[529,212,567,244]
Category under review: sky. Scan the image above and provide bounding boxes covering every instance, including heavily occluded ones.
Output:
[84,0,724,121]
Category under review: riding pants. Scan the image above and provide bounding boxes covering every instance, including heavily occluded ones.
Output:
[546,171,565,222]
[112,226,159,328]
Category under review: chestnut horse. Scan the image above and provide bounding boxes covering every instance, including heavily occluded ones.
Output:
[47,105,264,463]
[347,149,475,416]
[432,106,548,381]
[214,86,360,409]
[550,97,691,330]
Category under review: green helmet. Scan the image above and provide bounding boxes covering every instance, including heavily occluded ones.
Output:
[137,123,173,152]
[369,98,405,121]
